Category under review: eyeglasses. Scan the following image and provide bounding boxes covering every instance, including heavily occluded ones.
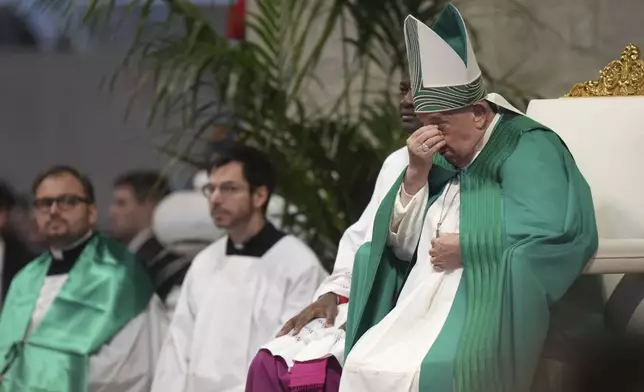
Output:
[33,195,90,212]
[201,183,247,198]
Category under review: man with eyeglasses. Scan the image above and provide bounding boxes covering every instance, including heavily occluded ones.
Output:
[0,165,167,392]
[152,145,327,392]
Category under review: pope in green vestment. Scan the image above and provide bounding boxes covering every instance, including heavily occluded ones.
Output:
[0,233,155,392]
[341,5,598,392]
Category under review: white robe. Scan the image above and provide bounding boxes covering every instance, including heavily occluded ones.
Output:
[261,148,411,367]
[27,274,168,392]
[339,114,499,392]
[151,235,327,392]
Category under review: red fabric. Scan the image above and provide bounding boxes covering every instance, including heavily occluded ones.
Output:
[226,0,246,41]
[337,295,348,305]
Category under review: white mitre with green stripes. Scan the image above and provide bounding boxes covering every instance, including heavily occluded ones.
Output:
[404,4,486,113]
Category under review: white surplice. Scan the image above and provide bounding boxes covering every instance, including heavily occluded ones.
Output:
[151,235,327,392]
[27,275,168,392]
[260,148,411,367]
[340,114,499,392]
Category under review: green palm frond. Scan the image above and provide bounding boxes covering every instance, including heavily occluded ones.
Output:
[31,0,536,269]
[342,0,450,75]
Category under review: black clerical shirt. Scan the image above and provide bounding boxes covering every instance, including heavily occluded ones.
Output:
[47,233,94,276]
[225,222,286,257]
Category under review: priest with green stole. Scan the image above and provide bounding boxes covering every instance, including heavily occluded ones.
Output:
[0,166,167,392]
[341,4,598,392]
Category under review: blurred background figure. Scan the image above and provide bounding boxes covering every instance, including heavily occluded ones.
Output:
[151,170,226,317]
[109,170,187,303]
[8,194,46,254]
[0,180,34,309]
[109,170,170,249]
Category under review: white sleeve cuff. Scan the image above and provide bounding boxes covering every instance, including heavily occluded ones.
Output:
[390,183,428,236]
[398,183,416,208]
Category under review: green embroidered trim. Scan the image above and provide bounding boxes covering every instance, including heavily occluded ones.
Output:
[405,20,487,114]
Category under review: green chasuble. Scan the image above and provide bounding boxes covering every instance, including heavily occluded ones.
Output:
[345,112,598,392]
[0,234,154,392]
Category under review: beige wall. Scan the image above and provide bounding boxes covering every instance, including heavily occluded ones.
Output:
[459,0,644,98]
[248,0,644,107]
[0,52,194,226]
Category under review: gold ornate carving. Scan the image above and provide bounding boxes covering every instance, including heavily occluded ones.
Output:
[565,44,644,97]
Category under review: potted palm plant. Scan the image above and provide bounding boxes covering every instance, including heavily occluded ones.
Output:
[34,0,537,270]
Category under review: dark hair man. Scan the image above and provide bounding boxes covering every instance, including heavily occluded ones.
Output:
[0,165,167,391]
[109,170,188,302]
[152,146,327,392]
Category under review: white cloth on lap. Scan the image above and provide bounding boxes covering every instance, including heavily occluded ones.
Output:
[262,303,348,368]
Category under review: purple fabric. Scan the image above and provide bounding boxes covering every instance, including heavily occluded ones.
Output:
[289,358,328,391]
[245,350,342,392]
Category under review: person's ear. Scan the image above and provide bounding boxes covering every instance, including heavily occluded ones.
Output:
[252,186,269,211]
[471,102,489,130]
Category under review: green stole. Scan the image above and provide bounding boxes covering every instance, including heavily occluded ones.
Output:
[0,234,153,392]
[345,113,598,392]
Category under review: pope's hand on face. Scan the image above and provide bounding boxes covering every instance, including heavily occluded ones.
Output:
[404,126,445,195]
[429,233,462,272]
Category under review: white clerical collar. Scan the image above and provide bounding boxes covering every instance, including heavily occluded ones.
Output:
[50,230,94,260]
[463,112,501,170]
[128,228,153,253]
[225,222,286,257]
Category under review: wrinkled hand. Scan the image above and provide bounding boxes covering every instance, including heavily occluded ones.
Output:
[429,233,462,272]
[404,125,446,195]
[276,293,338,337]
